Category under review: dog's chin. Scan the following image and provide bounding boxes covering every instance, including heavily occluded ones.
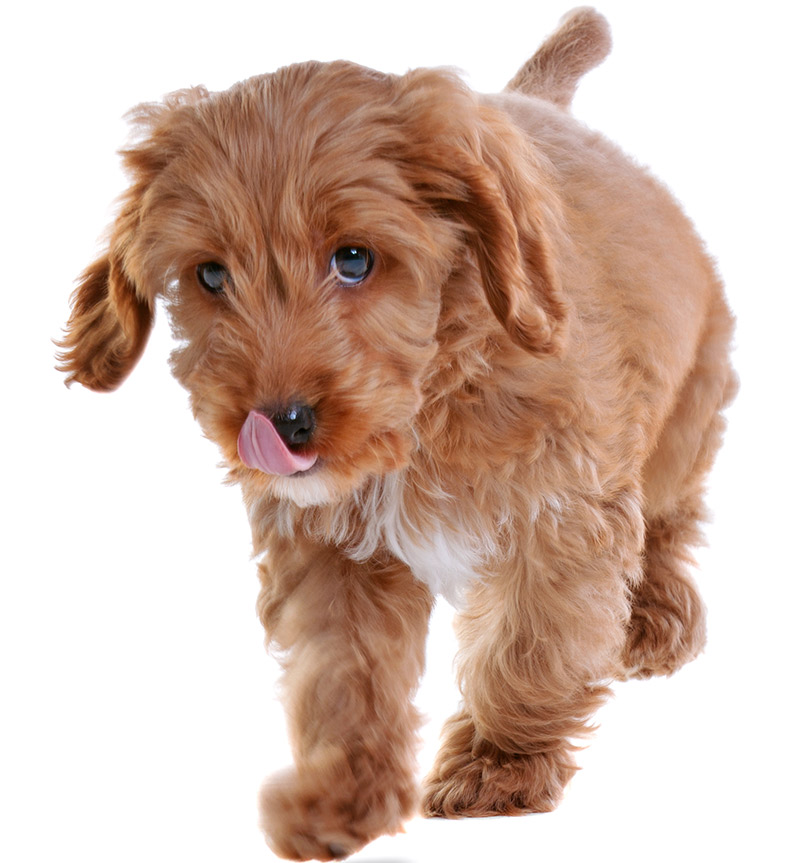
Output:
[264,465,371,508]
[243,428,416,509]
[266,472,340,508]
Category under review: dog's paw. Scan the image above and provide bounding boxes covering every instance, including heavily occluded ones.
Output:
[422,729,576,818]
[259,767,415,861]
[620,580,707,680]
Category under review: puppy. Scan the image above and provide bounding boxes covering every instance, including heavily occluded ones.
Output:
[58,8,736,861]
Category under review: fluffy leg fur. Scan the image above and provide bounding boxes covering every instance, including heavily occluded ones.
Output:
[622,510,708,679]
[424,493,641,816]
[257,539,433,860]
[624,299,737,679]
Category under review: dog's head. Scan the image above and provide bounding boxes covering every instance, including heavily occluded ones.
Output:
[58,62,567,505]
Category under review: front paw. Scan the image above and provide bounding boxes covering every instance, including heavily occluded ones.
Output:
[259,765,416,861]
[421,714,576,818]
[422,749,574,818]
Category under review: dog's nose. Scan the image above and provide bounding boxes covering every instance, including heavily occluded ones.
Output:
[270,403,316,448]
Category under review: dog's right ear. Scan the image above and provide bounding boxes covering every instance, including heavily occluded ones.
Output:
[57,249,153,393]
[57,86,209,392]
[57,122,163,392]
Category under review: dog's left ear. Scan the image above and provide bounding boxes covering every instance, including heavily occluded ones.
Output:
[395,70,568,355]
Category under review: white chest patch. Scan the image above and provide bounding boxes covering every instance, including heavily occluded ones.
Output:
[343,473,498,607]
[382,523,485,607]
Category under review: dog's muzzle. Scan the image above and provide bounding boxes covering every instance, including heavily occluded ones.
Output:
[238,403,318,476]
[271,403,316,447]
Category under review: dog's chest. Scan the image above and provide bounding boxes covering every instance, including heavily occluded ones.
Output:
[383,522,485,606]
[350,474,500,606]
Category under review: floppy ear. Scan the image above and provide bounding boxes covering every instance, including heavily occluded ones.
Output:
[57,134,159,392]
[57,87,210,391]
[395,70,568,355]
[57,247,153,392]
[454,127,568,355]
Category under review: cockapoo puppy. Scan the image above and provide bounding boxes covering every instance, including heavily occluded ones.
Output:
[58,7,736,861]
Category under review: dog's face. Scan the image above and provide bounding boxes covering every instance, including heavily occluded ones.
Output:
[59,62,567,506]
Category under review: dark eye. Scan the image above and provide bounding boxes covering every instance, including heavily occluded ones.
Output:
[330,246,374,285]
[196,261,231,294]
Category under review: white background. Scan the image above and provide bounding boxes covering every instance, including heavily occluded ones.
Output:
[2,1,798,861]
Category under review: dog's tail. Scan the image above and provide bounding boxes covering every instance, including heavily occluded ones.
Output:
[505,7,611,110]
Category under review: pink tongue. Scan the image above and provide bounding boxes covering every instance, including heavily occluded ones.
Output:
[237,411,318,476]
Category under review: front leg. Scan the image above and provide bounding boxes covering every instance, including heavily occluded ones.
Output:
[257,537,433,861]
[424,494,642,816]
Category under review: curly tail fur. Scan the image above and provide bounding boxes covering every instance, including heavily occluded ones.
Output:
[505,7,611,109]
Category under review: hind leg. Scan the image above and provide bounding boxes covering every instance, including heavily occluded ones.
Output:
[622,507,708,678]
[622,301,736,679]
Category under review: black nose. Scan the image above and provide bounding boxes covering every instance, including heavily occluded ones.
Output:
[270,403,316,448]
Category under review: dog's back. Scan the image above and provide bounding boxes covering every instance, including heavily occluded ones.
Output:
[496,7,737,561]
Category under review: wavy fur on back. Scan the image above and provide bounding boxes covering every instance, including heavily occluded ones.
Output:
[59,8,736,861]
